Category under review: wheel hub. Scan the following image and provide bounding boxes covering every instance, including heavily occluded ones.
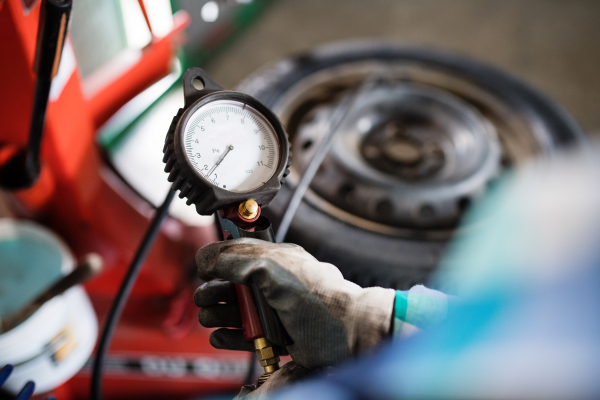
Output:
[293,83,502,229]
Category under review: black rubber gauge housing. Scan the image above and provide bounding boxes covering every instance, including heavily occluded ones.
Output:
[163,67,291,215]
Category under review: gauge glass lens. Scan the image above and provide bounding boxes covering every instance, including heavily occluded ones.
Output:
[183,100,280,192]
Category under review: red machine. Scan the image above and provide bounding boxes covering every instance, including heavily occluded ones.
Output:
[0,0,250,398]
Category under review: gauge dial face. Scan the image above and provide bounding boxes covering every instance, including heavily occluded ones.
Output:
[183,99,280,193]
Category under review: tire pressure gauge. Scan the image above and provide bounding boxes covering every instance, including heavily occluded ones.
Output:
[163,68,292,384]
[163,67,291,215]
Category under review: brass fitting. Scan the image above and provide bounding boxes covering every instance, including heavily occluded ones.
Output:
[239,199,259,220]
[253,337,280,375]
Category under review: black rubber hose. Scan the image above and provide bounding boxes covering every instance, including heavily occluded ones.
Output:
[0,0,72,190]
[91,187,176,400]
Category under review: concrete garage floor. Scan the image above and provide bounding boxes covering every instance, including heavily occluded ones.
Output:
[207,0,600,137]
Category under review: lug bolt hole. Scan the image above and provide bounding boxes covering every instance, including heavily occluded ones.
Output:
[302,140,314,151]
[458,197,471,213]
[364,145,380,158]
[376,198,393,215]
[419,204,435,220]
[338,183,355,200]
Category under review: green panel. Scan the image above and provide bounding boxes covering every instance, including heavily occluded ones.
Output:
[99,0,276,153]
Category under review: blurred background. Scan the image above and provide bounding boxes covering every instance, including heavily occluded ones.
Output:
[206,0,600,138]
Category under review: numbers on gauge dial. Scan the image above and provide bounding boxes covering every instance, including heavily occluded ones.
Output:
[184,100,279,192]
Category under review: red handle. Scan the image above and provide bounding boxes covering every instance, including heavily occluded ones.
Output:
[235,283,264,341]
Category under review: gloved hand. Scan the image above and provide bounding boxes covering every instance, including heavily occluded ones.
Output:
[194,238,396,370]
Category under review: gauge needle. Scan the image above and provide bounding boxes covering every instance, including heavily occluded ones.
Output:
[208,145,234,177]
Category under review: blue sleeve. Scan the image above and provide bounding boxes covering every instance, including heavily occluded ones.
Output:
[270,154,600,399]
[393,286,450,337]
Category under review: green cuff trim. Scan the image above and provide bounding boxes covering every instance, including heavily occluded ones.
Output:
[393,290,409,336]
[395,290,409,321]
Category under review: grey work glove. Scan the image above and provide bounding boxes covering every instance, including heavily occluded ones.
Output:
[193,238,396,370]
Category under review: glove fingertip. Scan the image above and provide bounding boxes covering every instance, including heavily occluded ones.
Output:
[194,280,238,307]
[208,330,228,350]
[193,286,204,307]
[210,329,254,352]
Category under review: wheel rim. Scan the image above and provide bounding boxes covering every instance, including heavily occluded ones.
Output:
[266,60,558,238]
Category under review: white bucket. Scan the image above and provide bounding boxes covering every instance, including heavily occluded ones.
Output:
[0,219,97,394]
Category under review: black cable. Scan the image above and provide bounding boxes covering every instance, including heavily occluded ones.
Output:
[21,74,53,184]
[0,0,72,190]
[91,187,176,400]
